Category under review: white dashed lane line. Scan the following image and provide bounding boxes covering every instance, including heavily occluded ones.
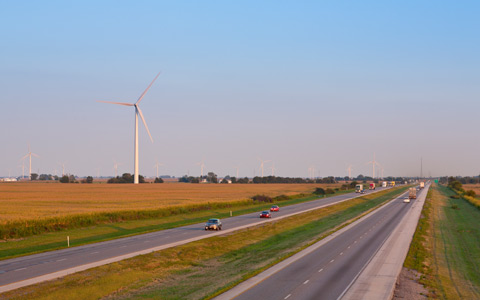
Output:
[14,268,26,272]
[303,280,309,285]
[284,294,291,299]
[56,258,66,262]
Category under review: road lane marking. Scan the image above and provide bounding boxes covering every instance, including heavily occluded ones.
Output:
[90,251,99,254]
[340,252,343,255]
[354,240,357,243]
[348,246,351,249]
[303,280,309,284]
[318,268,323,272]
[56,259,66,262]
[330,259,335,263]
[120,245,127,248]
[284,294,291,299]
[14,268,26,272]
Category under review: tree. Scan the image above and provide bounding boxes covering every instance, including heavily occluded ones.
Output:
[154,177,164,183]
[30,173,39,180]
[86,176,93,183]
[59,175,70,183]
[313,187,325,195]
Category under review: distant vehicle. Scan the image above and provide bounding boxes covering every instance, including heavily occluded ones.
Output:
[382,181,387,188]
[389,181,396,187]
[419,182,425,189]
[355,184,364,193]
[205,218,222,231]
[369,183,375,190]
[409,188,417,199]
[403,198,411,203]
[270,205,279,212]
[260,211,272,218]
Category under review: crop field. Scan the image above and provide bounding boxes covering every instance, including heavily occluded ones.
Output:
[463,183,480,196]
[0,182,341,222]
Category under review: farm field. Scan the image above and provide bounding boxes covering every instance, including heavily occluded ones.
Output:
[463,183,480,196]
[0,182,341,222]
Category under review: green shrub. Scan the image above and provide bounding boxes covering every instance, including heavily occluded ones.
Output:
[325,188,335,194]
[251,195,273,203]
[465,190,476,197]
[313,188,325,195]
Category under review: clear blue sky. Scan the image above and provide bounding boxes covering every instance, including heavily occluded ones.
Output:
[1,1,479,178]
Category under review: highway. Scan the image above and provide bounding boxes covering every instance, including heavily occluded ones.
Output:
[0,187,388,293]
[225,187,423,300]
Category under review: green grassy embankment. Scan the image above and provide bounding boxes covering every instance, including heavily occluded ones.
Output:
[404,184,480,299]
[2,187,409,300]
[0,191,349,260]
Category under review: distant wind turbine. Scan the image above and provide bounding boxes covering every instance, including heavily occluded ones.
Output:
[154,159,163,178]
[113,159,122,177]
[197,160,206,177]
[271,162,276,176]
[366,153,381,179]
[258,158,271,177]
[345,163,353,179]
[21,144,39,180]
[98,72,159,184]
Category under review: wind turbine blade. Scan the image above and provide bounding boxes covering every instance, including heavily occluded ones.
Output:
[31,153,40,158]
[137,107,154,143]
[21,154,29,160]
[136,72,161,104]
[97,100,134,106]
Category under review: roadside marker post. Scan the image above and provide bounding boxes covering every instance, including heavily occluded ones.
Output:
[67,236,70,247]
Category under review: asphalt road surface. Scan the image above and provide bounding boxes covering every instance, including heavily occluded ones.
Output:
[230,188,418,300]
[0,187,388,292]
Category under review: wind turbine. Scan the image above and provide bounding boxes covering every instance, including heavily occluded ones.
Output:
[113,159,122,177]
[308,165,315,179]
[153,159,163,178]
[345,163,353,179]
[21,144,39,180]
[19,157,26,179]
[258,158,271,177]
[271,162,276,176]
[197,160,206,177]
[366,153,379,179]
[98,72,159,184]
[234,166,240,178]
[58,162,66,176]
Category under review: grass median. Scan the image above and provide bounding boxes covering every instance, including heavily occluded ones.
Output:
[404,184,480,299]
[2,186,408,300]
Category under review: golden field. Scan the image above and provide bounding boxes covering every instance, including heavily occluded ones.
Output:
[463,183,480,195]
[0,182,341,222]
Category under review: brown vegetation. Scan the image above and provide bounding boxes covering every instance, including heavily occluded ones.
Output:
[0,182,340,222]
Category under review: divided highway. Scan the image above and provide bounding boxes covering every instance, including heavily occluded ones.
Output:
[0,187,388,293]
[217,187,426,300]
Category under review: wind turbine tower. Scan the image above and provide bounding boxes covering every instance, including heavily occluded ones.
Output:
[346,164,353,179]
[197,160,206,177]
[98,72,159,184]
[367,153,378,179]
[21,145,39,180]
[154,160,163,178]
[258,158,271,177]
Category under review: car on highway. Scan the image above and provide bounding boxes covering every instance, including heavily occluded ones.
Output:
[270,205,279,212]
[403,198,411,203]
[205,218,222,230]
[260,211,272,218]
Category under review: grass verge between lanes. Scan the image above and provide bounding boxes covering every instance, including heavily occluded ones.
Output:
[2,186,409,300]
[404,184,480,299]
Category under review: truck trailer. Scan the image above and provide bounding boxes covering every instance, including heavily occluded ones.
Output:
[409,188,417,199]
[355,184,364,193]
[419,182,425,189]
[369,183,375,190]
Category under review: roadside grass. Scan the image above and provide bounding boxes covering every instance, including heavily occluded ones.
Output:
[404,184,480,299]
[0,191,350,260]
[2,187,408,300]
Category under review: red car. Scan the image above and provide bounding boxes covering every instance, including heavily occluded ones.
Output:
[259,211,272,218]
[270,205,279,212]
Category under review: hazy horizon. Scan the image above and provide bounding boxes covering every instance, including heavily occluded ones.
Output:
[1,1,479,178]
